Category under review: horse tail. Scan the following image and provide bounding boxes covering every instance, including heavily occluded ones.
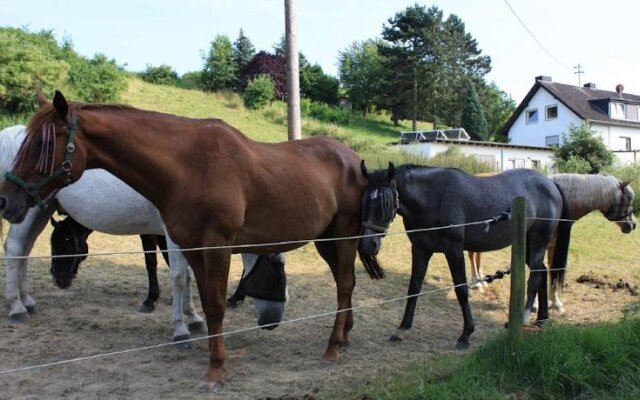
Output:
[357,248,385,279]
[550,183,573,290]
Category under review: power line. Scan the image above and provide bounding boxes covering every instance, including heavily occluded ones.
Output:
[502,0,570,69]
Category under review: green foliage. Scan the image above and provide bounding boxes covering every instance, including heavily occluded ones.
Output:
[176,71,201,90]
[337,39,386,116]
[554,122,615,173]
[66,53,128,102]
[141,64,178,86]
[300,98,350,124]
[300,63,339,105]
[233,29,255,90]
[426,146,493,174]
[242,74,275,109]
[379,5,491,128]
[348,317,640,399]
[0,27,69,113]
[479,81,516,142]
[461,82,488,141]
[200,34,236,92]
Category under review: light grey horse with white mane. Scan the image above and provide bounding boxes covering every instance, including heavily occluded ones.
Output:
[1,125,286,342]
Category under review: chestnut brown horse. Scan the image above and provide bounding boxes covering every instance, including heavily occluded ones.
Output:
[0,91,383,392]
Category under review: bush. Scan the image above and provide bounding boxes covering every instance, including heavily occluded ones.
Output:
[300,99,350,124]
[66,53,128,103]
[141,64,178,86]
[242,74,275,109]
[554,122,614,173]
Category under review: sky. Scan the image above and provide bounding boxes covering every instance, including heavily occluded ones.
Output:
[2,0,639,104]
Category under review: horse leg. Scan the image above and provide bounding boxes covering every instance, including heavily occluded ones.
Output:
[314,238,355,353]
[477,252,488,288]
[391,246,432,342]
[183,265,206,333]
[138,235,160,313]
[547,244,564,313]
[525,248,549,325]
[164,235,191,343]
[226,261,247,307]
[185,246,231,393]
[445,250,475,350]
[468,251,483,291]
[5,206,53,322]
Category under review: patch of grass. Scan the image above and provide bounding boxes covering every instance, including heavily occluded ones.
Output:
[340,316,640,399]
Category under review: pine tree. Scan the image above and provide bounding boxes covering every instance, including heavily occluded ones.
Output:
[233,29,255,90]
[461,83,488,141]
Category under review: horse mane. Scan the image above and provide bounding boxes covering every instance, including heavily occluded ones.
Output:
[550,174,623,214]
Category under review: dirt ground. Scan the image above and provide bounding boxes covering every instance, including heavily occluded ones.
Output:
[0,219,638,400]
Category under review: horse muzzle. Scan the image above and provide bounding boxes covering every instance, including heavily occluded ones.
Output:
[254,299,285,330]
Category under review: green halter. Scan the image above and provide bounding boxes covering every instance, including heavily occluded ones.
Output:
[4,112,78,209]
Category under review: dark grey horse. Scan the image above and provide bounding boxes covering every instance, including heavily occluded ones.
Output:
[359,162,572,349]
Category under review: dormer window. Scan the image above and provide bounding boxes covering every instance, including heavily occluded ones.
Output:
[526,108,538,124]
[611,102,626,119]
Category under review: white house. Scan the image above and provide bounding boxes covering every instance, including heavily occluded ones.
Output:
[504,76,640,164]
[395,128,554,171]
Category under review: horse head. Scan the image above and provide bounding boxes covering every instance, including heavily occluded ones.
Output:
[241,253,288,330]
[605,180,636,234]
[0,91,88,222]
[359,161,398,256]
[49,216,93,289]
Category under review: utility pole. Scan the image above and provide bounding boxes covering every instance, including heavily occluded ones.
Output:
[573,64,584,87]
[285,0,301,140]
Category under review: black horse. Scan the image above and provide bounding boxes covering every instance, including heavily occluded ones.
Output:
[359,162,572,349]
[49,216,288,328]
[50,216,168,313]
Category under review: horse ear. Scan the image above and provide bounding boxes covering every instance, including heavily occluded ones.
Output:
[50,218,59,228]
[620,181,632,190]
[360,160,369,179]
[387,162,395,180]
[53,90,69,119]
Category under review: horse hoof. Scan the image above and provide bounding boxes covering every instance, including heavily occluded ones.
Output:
[226,299,243,308]
[172,335,192,350]
[531,306,538,313]
[455,341,470,351]
[195,379,224,393]
[9,312,30,323]
[137,304,155,314]
[389,334,403,342]
[188,321,206,333]
[26,305,36,314]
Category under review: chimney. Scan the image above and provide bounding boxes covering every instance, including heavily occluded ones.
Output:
[535,75,552,82]
[615,84,624,96]
[583,82,596,89]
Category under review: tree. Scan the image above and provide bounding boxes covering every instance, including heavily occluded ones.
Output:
[338,39,386,116]
[200,34,236,91]
[554,122,614,173]
[478,82,516,142]
[233,29,255,90]
[66,53,128,102]
[239,51,287,99]
[300,63,339,105]
[461,82,488,141]
[379,5,491,129]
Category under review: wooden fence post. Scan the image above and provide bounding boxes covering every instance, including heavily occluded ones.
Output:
[508,196,526,351]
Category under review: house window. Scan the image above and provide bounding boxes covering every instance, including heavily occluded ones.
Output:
[621,136,631,151]
[530,159,541,169]
[611,102,626,119]
[526,109,539,124]
[507,158,525,169]
[545,105,558,120]
[545,135,560,147]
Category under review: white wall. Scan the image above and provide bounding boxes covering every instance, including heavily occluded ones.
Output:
[398,141,555,171]
[591,122,640,151]
[508,89,582,147]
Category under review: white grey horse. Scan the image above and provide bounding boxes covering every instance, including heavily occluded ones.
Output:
[1,125,286,341]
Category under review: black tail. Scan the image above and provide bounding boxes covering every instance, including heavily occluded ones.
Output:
[357,248,385,279]
[550,183,573,290]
